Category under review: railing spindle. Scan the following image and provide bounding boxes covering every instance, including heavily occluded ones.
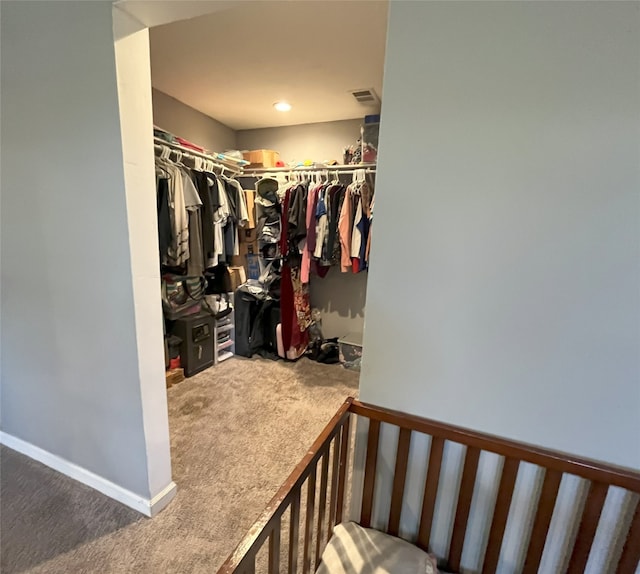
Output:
[482,457,520,574]
[288,490,301,574]
[302,466,317,574]
[336,416,351,525]
[268,521,280,574]
[388,427,412,536]
[522,469,563,574]
[360,419,381,528]
[417,436,445,551]
[616,500,640,574]
[448,446,481,572]
[315,451,330,569]
[328,435,341,541]
[566,481,608,573]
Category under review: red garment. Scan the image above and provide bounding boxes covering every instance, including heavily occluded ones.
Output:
[175,137,205,153]
[280,188,310,357]
[280,262,294,351]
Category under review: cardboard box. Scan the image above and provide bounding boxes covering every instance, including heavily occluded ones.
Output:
[239,240,259,257]
[228,266,247,291]
[244,190,256,229]
[239,227,258,244]
[165,368,184,388]
[242,149,280,168]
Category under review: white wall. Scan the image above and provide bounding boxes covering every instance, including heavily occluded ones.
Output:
[363,1,640,470]
[238,118,368,338]
[355,3,640,570]
[152,88,236,153]
[0,0,173,513]
[237,118,362,165]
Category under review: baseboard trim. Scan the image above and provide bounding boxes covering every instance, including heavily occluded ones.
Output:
[148,479,178,516]
[0,431,177,517]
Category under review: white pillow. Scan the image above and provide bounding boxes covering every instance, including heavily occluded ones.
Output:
[316,522,440,574]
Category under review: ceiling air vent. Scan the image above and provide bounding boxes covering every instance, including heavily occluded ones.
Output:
[350,88,380,106]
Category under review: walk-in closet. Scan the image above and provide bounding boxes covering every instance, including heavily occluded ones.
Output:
[152,1,386,393]
[143,3,387,563]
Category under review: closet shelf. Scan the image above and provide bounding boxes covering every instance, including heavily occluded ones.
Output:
[154,136,247,174]
[239,163,376,176]
[217,324,234,333]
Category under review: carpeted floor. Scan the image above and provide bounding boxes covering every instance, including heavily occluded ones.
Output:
[1,357,359,573]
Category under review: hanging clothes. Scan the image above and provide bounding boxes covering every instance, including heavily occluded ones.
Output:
[338,184,355,273]
[301,182,320,284]
[279,186,310,360]
[164,163,189,266]
[327,185,345,266]
[193,171,216,267]
[313,187,329,259]
[182,171,204,276]
[351,195,363,272]
[156,175,172,262]
[155,146,248,273]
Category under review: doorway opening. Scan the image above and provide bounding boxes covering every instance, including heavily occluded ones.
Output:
[139,0,386,563]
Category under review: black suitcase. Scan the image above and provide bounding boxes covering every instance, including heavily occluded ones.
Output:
[235,288,280,358]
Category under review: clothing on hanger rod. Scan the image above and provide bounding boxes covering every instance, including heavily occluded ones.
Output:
[154,137,245,175]
[241,163,376,176]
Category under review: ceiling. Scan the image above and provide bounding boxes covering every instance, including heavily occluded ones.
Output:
[148,1,388,130]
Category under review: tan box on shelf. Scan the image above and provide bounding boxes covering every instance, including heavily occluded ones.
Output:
[239,240,259,258]
[229,266,247,291]
[239,227,258,244]
[230,255,244,268]
[242,149,280,168]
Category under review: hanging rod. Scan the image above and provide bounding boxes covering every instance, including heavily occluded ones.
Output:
[153,137,248,173]
[240,163,376,175]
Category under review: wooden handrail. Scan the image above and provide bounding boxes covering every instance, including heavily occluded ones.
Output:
[217,397,354,574]
[349,400,640,493]
[218,397,639,574]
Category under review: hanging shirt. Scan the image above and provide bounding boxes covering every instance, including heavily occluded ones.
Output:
[225,177,250,228]
[181,170,204,276]
[338,185,355,272]
[314,187,329,259]
[351,195,363,259]
[156,177,171,262]
[212,177,231,266]
[301,183,320,284]
[165,164,189,266]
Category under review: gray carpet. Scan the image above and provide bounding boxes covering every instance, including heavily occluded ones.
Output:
[1,357,359,573]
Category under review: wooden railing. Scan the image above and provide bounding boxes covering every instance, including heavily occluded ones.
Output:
[218,398,640,574]
[217,398,353,574]
[351,401,640,574]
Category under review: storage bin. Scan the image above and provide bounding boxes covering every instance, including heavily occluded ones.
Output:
[338,332,363,370]
[242,149,280,168]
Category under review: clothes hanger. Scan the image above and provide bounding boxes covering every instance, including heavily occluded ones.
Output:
[156,163,171,179]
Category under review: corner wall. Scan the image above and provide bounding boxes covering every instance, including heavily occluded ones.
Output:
[152,88,236,153]
[363,0,640,469]
[0,0,174,514]
[353,4,640,569]
[237,119,362,165]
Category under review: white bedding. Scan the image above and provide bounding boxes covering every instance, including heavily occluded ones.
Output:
[316,522,444,574]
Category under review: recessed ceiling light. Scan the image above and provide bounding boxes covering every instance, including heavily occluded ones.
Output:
[274,101,292,112]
